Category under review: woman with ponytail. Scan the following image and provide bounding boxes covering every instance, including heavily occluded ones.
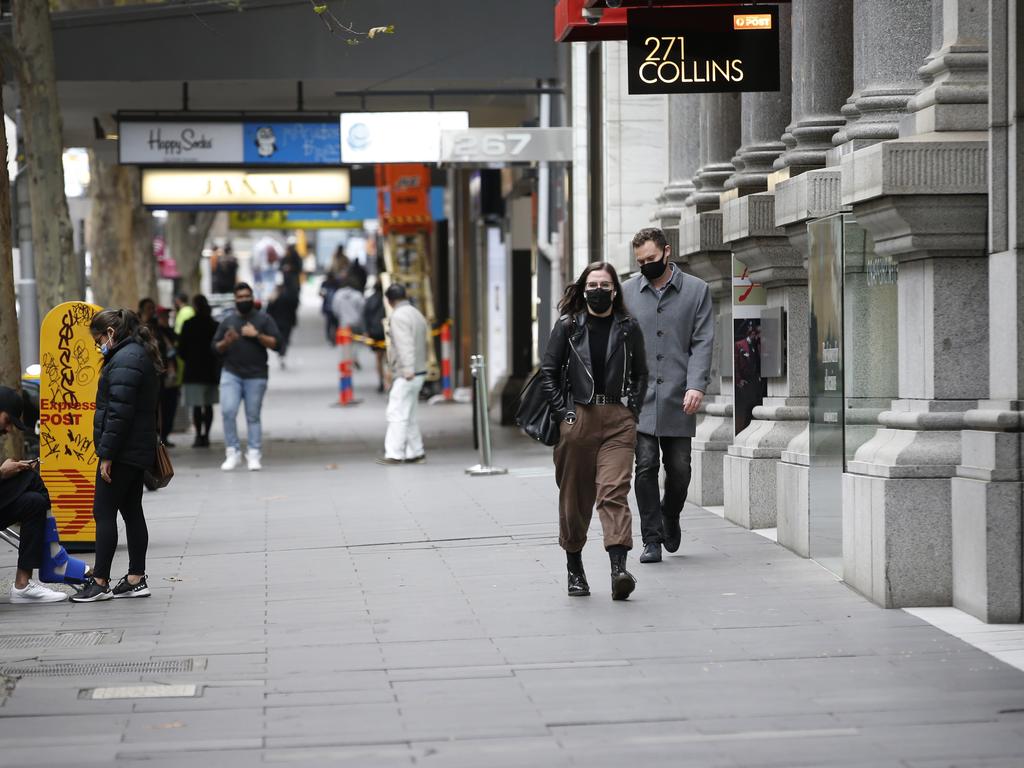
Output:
[72,309,161,602]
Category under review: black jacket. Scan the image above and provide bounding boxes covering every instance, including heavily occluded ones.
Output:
[539,311,648,422]
[94,338,160,468]
[178,315,221,385]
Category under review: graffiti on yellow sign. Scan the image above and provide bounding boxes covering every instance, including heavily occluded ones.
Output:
[38,301,102,543]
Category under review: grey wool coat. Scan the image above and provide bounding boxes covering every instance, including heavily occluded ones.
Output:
[621,266,715,437]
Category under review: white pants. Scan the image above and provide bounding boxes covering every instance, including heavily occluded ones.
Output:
[384,375,426,460]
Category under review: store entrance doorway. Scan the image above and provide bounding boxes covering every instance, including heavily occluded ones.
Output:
[807,214,898,576]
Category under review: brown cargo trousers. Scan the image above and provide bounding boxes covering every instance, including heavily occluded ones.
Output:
[554,403,636,552]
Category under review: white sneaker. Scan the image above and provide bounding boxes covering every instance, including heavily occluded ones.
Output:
[246,449,262,471]
[10,581,69,604]
[221,447,241,471]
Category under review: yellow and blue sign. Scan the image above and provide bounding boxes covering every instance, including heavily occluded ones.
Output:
[38,301,103,544]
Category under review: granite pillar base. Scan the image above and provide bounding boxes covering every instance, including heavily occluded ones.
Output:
[842,406,968,608]
[777,426,810,557]
[689,397,733,507]
[724,400,808,530]
[951,408,1024,623]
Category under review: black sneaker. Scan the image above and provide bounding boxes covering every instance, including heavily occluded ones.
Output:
[70,581,112,603]
[111,575,151,599]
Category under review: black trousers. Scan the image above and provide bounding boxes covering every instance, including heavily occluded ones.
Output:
[92,462,148,580]
[0,474,47,573]
[634,433,692,544]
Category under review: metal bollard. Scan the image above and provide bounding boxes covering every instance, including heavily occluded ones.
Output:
[465,354,507,476]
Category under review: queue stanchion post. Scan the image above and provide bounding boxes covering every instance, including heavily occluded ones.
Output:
[440,322,454,401]
[334,326,361,407]
[465,354,507,477]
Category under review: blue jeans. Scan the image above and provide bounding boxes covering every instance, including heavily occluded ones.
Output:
[220,371,268,453]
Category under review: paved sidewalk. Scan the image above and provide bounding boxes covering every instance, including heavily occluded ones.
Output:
[2,304,1024,767]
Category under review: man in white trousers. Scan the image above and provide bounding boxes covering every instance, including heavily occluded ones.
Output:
[376,284,428,465]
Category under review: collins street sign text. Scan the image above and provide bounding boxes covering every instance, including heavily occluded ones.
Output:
[627,6,780,94]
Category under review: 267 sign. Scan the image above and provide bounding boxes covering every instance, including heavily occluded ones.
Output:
[627,6,780,94]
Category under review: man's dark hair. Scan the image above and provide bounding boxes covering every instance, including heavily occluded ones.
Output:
[385,284,407,303]
[175,291,189,304]
[234,282,254,295]
[631,227,668,251]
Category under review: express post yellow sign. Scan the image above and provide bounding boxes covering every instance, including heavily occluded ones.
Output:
[38,301,103,545]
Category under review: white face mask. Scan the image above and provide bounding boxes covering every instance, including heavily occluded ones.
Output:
[99,329,115,356]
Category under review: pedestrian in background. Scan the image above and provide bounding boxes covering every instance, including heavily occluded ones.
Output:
[267,285,299,369]
[363,281,387,393]
[376,284,428,465]
[213,283,282,472]
[621,227,714,564]
[72,309,161,602]
[173,291,194,335]
[540,262,648,601]
[0,387,69,604]
[320,271,342,346]
[154,307,180,447]
[177,295,220,448]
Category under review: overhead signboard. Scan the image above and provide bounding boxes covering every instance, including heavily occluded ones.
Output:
[141,168,351,209]
[227,187,445,230]
[340,111,469,164]
[627,5,780,94]
[119,120,341,165]
[439,128,573,163]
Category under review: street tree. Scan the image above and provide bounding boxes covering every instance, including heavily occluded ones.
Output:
[0,59,23,459]
[166,211,217,298]
[12,0,79,317]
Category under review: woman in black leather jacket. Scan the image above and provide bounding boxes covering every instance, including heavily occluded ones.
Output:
[540,262,648,601]
[72,309,161,603]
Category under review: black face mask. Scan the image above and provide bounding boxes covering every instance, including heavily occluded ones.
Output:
[235,300,254,315]
[640,253,668,281]
[584,288,614,314]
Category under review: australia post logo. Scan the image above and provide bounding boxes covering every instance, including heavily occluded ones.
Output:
[733,14,772,30]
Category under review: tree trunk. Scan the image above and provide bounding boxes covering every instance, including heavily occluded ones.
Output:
[131,174,157,302]
[166,211,216,297]
[13,1,79,317]
[0,60,23,459]
[87,152,140,311]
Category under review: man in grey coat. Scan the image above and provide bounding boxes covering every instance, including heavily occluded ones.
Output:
[621,228,715,563]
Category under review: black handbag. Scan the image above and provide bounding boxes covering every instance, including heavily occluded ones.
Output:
[515,319,573,447]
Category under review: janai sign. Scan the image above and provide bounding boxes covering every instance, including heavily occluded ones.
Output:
[627,5,780,94]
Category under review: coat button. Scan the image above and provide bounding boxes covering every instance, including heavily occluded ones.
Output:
[656,354,664,361]
[657,330,664,337]
[657,307,664,313]
[657,377,664,384]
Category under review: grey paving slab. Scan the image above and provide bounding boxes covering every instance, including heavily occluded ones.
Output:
[2,301,1024,766]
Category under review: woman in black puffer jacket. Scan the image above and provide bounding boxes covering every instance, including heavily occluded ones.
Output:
[71,309,161,603]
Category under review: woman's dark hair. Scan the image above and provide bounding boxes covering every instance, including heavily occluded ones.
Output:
[192,294,212,319]
[558,261,627,316]
[90,309,163,373]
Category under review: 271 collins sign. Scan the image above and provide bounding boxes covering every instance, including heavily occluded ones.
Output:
[627,5,780,94]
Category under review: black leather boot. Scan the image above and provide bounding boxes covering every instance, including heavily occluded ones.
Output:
[566,551,590,597]
[608,546,636,601]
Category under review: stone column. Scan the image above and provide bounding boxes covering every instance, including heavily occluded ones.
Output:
[719,6,803,531]
[840,0,991,608]
[687,93,741,211]
[772,0,854,556]
[832,0,932,149]
[776,0,854,174]
[654,94,701,237]
[727,4,792,194]
[678,94,742,506]
[950,0,1022,624]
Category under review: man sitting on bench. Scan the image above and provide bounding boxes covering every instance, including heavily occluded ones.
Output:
[0,386,71,604]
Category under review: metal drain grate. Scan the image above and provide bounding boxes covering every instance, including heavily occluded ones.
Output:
[0,631,122,650]
[0,657,202,677]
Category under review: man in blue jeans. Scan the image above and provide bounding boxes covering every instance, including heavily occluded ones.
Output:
[212,283,282,471]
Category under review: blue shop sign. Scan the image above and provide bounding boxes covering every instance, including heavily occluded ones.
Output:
[243,122,341,165]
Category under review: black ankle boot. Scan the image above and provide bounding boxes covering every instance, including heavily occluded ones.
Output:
[566,551,590,597]
[608,546,636,601]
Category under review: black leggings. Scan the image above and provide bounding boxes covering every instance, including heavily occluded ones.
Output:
[192,406,213,437]
[92,462,148,581]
